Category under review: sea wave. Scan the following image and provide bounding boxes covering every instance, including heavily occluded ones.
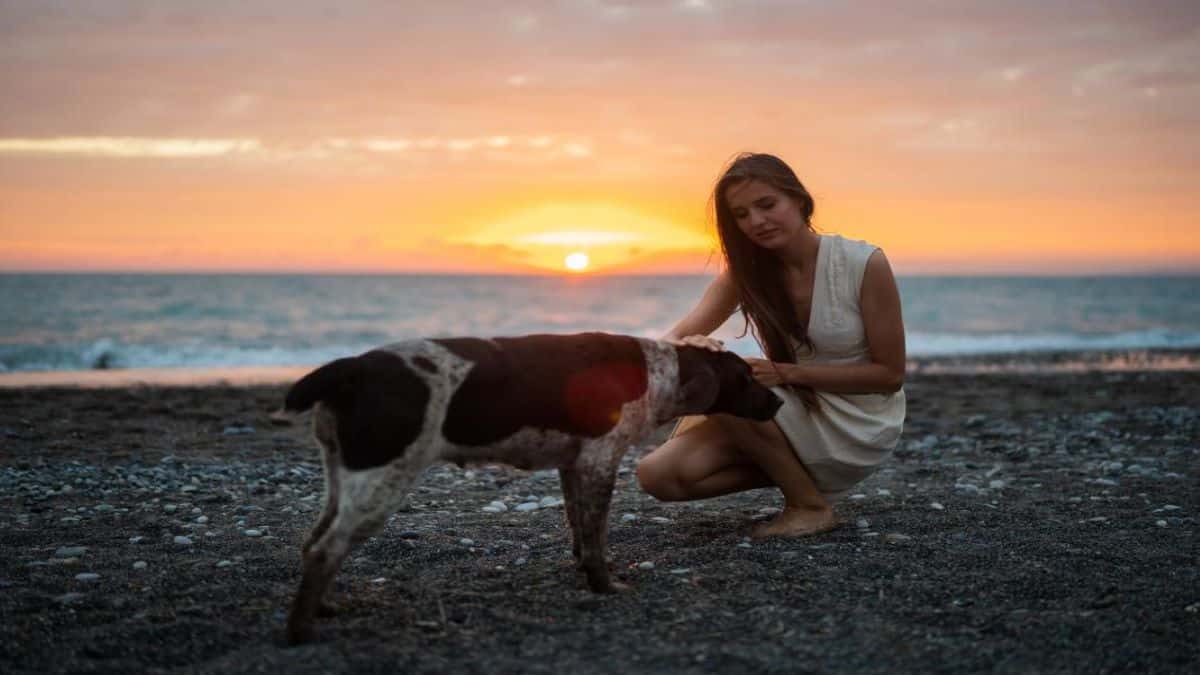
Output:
[4,329,1200,373]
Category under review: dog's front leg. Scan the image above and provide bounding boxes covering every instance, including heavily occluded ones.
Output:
[558,465,583,564]
[572,444,627,593]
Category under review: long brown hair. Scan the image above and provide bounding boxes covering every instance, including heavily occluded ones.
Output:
[711,152,819,408]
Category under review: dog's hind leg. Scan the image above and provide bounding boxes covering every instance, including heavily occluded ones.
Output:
[300,406,344,617]
[287,465,391,645]
[288,513,354,645]
[302,407,341,558]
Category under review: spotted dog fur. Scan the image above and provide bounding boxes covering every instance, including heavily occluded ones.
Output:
[281,332,782,645]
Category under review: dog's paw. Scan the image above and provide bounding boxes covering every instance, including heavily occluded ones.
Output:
[285,622,318,646]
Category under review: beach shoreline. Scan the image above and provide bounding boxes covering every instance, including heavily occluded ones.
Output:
[3,347,1199,390]
[1,369,1197,672]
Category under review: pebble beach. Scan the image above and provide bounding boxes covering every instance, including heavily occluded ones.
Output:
[1,363,1198,673]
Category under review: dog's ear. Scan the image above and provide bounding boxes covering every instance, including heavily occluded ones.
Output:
[676,347,720,413]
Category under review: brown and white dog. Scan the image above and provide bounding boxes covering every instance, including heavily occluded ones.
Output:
[280,331,782,644]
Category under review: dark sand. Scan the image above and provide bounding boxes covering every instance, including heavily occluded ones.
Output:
[1,368,1198,673]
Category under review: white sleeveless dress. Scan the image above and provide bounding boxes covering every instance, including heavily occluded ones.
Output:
[673,233,906,500]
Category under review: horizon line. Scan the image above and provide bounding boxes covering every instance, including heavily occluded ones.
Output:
[1,268,1198,278]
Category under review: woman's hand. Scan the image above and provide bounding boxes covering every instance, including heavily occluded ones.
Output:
[744,357,789,387]
[664,334,725,352]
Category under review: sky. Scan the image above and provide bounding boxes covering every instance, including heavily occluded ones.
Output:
[1,0,1197,275]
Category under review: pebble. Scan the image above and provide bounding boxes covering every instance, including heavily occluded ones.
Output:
[55,592,86,605]
[637,561,655,570]
[243,529,262,537]
[55,546,87,558]
[988,480,1006,489]
[129,536,143,544]
[758,506,782,516]
[222,425,255,435]
[216,560,234,568]
[132,561,147,570]
[669,568,692,575]
[483,500,508,513]
[173,536,193,546]
[538,496,561,508]
[620,513,639,523]
[737,542,752,549]
[513,557,528,566]
[883,533,912,544]
[196,516,208,524]
[876,489,892,496]
[94,504,115,512]
[514,502,540,512]
[459,538,475,547]
[1156,520,1167,527]
[855,518,870,530]
[650,516,673,524]
[849,493,867,501]
[398,530,421,540]
[163,504,177,513]
[930,502,945,511]
[74,573,101,581]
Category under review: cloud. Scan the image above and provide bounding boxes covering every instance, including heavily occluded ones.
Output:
[0,134,598,163]
[0,137,260,157]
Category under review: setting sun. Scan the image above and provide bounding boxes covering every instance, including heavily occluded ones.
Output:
[564,251,590,272]
[450,203,716,273]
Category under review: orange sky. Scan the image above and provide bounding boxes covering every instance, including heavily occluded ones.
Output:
[1,2,1197,275]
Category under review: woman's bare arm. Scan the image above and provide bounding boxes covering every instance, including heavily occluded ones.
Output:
[661,270,739,348]
[747,250,906,394]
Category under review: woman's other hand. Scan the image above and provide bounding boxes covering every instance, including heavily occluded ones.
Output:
[664,334,725,352]
[744,357,787,386]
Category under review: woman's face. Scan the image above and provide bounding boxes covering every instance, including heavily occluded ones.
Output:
[724,179,807,250]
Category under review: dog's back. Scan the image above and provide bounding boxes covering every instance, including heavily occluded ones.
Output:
[433,333,648,443]
[283,333,653,468]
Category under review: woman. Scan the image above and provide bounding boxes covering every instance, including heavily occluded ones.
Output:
[637,153,907,537]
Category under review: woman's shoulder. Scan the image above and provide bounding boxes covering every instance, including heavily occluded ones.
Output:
[822,232,881,254]
[822,232,883,271]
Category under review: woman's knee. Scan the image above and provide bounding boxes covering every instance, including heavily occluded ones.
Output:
[636,452,686,501]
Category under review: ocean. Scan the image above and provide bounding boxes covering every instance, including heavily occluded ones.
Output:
[2,274,1199,375]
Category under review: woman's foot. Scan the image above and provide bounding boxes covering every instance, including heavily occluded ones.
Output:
[751,506,840,538]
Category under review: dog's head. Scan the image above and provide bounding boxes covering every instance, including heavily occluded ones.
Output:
[674,346,783,421]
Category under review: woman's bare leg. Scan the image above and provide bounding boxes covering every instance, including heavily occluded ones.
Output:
[705,414,839,537]
[637,418,772,501]
[637,416,839,537]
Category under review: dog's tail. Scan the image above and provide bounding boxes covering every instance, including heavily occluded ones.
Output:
[283,356,362,413]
